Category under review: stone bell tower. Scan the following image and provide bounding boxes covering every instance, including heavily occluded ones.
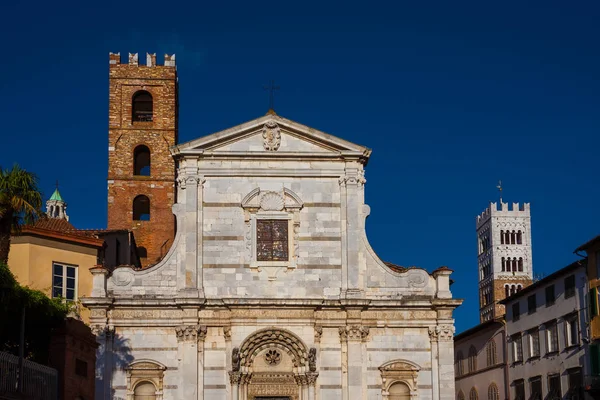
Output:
[476,201,534,322]
[106,52,178,267]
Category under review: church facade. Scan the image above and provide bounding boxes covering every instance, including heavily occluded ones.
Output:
[83,53,461,400]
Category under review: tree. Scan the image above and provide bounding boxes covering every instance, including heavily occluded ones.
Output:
[0,164,43,264]
[0,262,70,363]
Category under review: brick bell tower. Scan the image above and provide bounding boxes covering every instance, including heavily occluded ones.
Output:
[107,52,178,267]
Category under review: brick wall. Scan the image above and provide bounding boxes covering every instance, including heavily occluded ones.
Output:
[107,53,177,267]
[48,318,98,400]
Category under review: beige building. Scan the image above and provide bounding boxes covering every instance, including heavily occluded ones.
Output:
[8,188,103,323]
[454,319,507,400]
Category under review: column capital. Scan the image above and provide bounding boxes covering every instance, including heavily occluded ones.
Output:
[314,325,323,343]
[175,324,207,342]
[91,324,115,339]
[428,324,454,341]
[339,325,369,342]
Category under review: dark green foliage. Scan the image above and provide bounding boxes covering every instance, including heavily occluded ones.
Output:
[0,262,69,363]
[0,164,44,264]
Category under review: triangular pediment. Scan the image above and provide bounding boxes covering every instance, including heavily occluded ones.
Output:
[173,113,371,161]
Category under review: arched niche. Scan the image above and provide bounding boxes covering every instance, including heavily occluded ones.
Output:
[379,359,420,400]
[125,359,166,400]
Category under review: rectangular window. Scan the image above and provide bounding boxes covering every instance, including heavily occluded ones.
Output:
[565,275,576,299]
[75,359,87,378]
[546,285,555,306]
[548,374,561,399]
[565,314,579,347]
[528,294,537,314]
[514,379,525,400]
[528,329,540,358]
[52,263,77,301]
[512,303,520,322]
[256,220,289,261]
[567,368,583,398]
[546,321,559,353]
[512,334,523,363]
[529,376,542,400]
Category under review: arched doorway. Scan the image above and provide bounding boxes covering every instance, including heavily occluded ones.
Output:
[230,328,318,400]
[379,359,420,400]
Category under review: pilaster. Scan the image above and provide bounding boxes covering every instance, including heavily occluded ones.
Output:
[176,325,207,400]
[339,325,369,400]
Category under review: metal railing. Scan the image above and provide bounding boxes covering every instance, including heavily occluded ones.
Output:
[0,352,57,400]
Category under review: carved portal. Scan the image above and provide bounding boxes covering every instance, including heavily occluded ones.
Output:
[233,328,317,400]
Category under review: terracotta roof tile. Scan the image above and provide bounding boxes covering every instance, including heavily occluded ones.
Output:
[33,218,75,232]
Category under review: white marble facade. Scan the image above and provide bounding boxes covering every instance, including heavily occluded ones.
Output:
[83,114,462,400]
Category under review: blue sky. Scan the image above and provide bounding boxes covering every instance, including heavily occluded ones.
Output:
[1,1,598,333]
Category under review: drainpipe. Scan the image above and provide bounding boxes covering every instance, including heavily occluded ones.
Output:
[500,319,510,400]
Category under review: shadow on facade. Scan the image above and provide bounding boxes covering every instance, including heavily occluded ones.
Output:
[95,331,134,400]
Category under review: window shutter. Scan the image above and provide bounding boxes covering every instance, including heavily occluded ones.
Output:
[592,344,600,376]
[591,287,599,317]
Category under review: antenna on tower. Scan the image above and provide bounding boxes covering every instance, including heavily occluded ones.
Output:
[496,180,503,203]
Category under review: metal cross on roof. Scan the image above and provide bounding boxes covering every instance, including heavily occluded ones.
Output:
[263,80,280,111]
[496,180,503,203]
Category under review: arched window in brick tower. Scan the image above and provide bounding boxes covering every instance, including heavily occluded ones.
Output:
[505,231,510,245]
[134,145,151,176]
[517,230,523,244]
[501,257,505,272]
[511,230,517,244]
[133,195,150,221]
[132,90,153,122]
[500,230,505,244]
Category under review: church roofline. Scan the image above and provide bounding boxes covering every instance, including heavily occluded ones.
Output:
[172,113,372,162]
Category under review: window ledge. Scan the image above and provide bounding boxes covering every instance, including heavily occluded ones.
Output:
[564,344,580,351]
[527,356,540,362]
[545,351,559,357]
[512,361,523,366]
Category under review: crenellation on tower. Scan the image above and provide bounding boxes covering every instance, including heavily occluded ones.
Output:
[108,52,176,68]
[476,200,533,322]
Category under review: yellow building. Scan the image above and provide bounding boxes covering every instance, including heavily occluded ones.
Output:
[7,188,103,323]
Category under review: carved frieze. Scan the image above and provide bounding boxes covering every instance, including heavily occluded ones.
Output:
[111,309,181,320]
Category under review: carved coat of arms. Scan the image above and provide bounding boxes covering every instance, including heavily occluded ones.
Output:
[262,120,281,151]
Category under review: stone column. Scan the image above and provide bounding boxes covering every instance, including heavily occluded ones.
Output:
[339,178,348,296]
[197,326,207,400]
[340,326,369,400]
[229,373,241,400]
[435,325,455,400]
[176,159,204,297]
[224,327,232,399]
[176,325,204,400]
[428,327,440,400]
[307,373,318,400]
[340,165,367,298]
